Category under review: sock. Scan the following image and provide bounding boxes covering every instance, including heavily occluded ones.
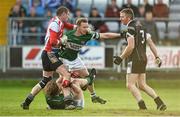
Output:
[138,100,147,110]
[154,96,164,107]
[75,99,84,109]
[86,77,91,85]
[91,92,96,97]
[24,93,34,106]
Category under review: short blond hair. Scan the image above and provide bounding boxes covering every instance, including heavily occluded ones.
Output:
[44,80,59,96]
[120,8,134,20]
[76,17,88,26]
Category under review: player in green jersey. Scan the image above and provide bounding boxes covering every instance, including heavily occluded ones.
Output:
[44,68,96,109]
[58,17,122,104]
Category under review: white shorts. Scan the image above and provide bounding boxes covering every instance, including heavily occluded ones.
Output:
[59,57,87,71]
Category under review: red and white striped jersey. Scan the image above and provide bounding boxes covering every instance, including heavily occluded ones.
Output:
[44,16,74,52]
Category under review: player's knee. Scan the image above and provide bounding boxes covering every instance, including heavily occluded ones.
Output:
[138,84,146,91]
[56,77,63,84]
[79,71,89,78]
[62,72,71,79]
[84,72,89,78]
[126,83,133,90]
[71,72,80,78]
[39,76,52,89]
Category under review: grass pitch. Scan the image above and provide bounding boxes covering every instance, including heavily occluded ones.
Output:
[0,79,180,116]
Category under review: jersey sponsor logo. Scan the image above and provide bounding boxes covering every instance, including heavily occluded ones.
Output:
[66,42,83,51]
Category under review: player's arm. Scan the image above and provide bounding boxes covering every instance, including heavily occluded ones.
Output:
[121,36,134,58]
[87,26,121,40]
[99,33,121,39]
[113,25,136,65]
[49,29,59,47]
[113,36,134,65]
[49,22,61,47]
[146,33,162,67]
[146,33,158,58]
[64,22,77,30]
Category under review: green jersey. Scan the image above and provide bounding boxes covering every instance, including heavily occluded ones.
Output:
[45,94,65,109]
[59,30,100,61]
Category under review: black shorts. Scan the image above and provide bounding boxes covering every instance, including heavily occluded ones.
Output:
[41,50,63,71]
[127,61,147,73]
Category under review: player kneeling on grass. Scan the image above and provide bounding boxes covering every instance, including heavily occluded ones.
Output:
[44,68,96,110]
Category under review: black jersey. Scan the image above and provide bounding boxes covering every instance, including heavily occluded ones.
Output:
[125,20,147,63]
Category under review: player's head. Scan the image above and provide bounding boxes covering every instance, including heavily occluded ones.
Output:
[120,8,134,25]
[56,6,70,21]
[44,80,60,96]
[76,17,89,35]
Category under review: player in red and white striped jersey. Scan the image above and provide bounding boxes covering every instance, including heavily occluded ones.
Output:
[21,6,76,110]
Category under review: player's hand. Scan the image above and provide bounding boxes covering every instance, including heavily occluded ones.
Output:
[60,44,66,51]
[87,24,94,34]
[113,56,123,65]
[62,79,71,88]
[61,35,68,45]
[155,57,162,67]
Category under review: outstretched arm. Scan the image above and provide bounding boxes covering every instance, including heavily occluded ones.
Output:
[99,33,121,39]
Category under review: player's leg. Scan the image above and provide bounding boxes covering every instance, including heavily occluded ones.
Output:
[70,80,85,110]
[138,74,167,111]
[72,75,96,90]
[56,65,76,110]
[72,68,106,104]
[126,73,147,109]
[21,71,53,109]
[137,73,158,98]
[21,50,54,110]
[63,57,106,104]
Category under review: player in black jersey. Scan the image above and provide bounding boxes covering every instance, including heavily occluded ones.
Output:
[113,8,166,111]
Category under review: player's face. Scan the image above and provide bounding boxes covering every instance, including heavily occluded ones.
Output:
[61,12,70,21]
[120,12,129,25]
[78,22,89,35]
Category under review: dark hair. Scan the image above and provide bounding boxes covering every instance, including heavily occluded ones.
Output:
[44,80,59,96]
[120,8,134,20]
[76,17,88,26]
[56,6,69,16]
[76,8,82,12]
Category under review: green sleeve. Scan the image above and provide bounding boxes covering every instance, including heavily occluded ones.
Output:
[89,31,100,40]
[45,94,65,109]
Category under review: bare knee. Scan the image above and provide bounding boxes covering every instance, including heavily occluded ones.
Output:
[56,66,71,78]
[138,83,147,91]
[73,70,89,78]
[126,83,134,91]
[82,73,89,78]
[71,83,82,94]
[56,78,62,84]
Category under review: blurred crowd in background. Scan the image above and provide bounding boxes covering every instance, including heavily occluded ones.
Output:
[8,0,177,46]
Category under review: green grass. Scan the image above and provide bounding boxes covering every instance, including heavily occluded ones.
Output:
[0,79,180,116]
